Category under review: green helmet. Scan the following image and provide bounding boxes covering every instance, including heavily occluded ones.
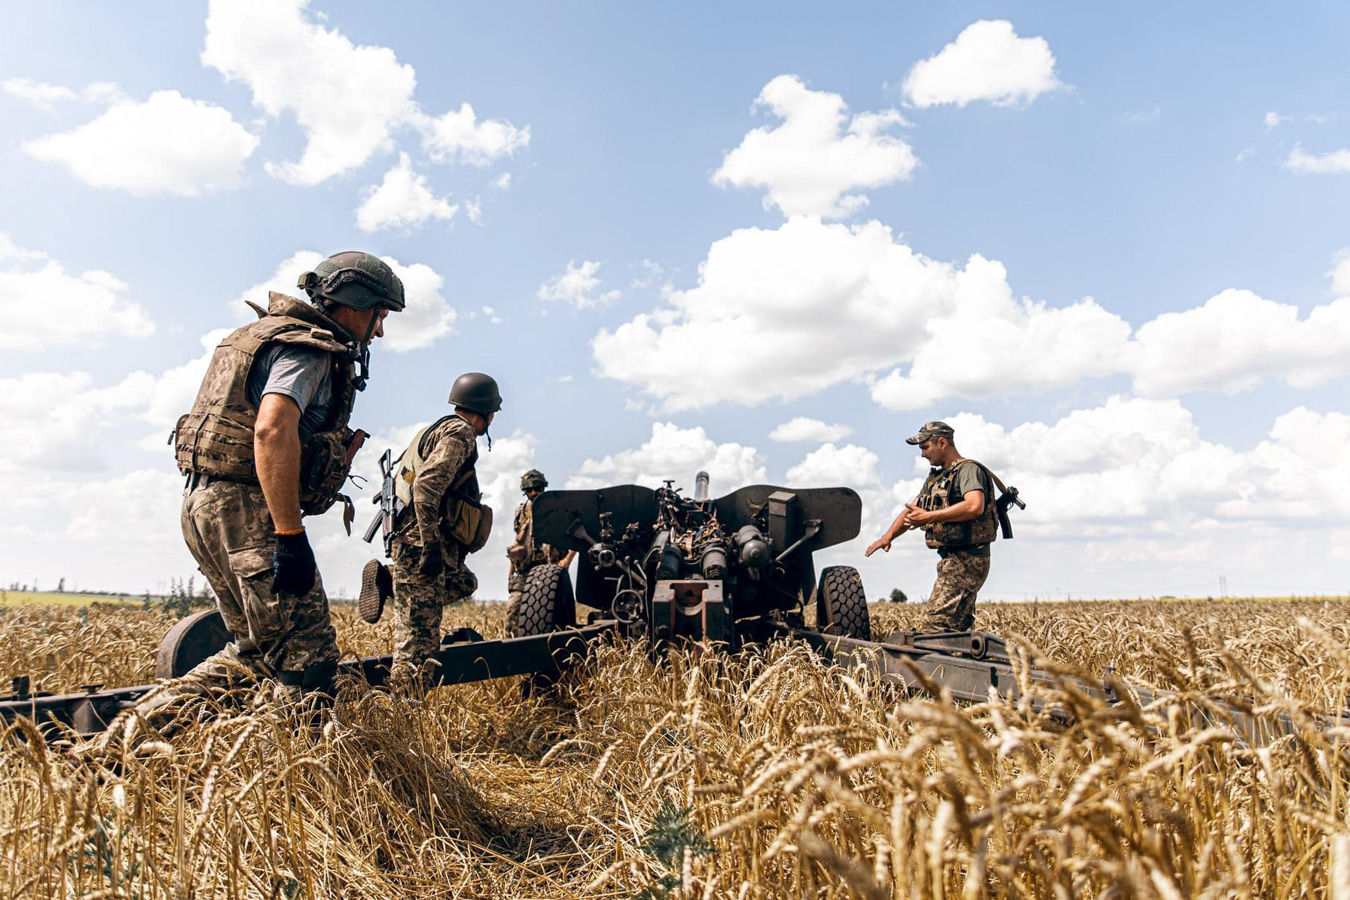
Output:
[520,469,548,491]
[298,251,406,312]
[448,372,502,414]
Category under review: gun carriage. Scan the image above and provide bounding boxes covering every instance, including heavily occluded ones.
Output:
[0,474,1325,745]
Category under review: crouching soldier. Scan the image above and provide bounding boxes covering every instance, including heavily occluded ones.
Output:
[504,469,574,636]
[82,251,405,755]
[374,373,500,687]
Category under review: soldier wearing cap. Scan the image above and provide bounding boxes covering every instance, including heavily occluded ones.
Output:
[376,372,501,685]
[504,470,574,636]
[90,252,406,750]
[866,420,998,632]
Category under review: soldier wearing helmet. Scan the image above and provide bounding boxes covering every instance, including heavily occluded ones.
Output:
[92,252,405,750]
[365,372,501,685]
[504,469,574,635]
[865,420,1001,633]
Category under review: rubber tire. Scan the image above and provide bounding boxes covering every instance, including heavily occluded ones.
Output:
[816,565,871,640]
[155,609,230,679]
[513,564,576,637]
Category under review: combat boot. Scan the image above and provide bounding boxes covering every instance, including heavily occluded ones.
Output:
[359,559,393,623]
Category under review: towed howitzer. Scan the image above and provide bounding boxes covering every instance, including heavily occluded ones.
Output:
[0,475,1338,746]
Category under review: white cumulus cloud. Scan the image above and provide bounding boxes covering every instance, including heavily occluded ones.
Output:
[0,236,155,350]
[1129,289,1350,396]
[903,20,1064,109]
[3,77,76,107]
[2,77,123,109]
[416,102,530,165]
[538,260,621,309]
[594,217,1098,412]
[21,90,258,195]
[356,153,458,232]
[0,371,151,472]
[1284,144,1350,174]
[769,417,853,443]
[713,75,917,218]
[567,423,766,491]
[596,220,1350,413]
[203,0,416,186]
[1332,251,1350,297]
[202,0,530,187]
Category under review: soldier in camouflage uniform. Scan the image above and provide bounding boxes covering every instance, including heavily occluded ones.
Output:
[384,373,501,686]
[504,470,573,636]
[88,252,405,751]
[865,421,999,633]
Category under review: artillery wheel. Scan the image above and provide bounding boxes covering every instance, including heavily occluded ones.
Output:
[816,566,870,640]
[155,609,230,679]
[513,564,576,637]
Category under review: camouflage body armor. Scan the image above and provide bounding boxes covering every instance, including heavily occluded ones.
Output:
[393,415,491,552]
[510,500,566,573]
[915,459,998,550]
[173,292,360,516]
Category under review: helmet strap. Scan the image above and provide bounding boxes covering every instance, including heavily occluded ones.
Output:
[349,309,382,392]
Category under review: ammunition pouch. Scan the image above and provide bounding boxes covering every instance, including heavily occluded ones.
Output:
[298,427,356,516]
[448,500,492,554]
[918,460,999,550]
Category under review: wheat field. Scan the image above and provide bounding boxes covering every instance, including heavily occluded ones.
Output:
[1,598,1348,899]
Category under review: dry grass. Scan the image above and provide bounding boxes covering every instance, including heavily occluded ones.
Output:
[2,598,1349,898]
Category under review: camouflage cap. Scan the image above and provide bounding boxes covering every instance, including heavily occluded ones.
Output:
[520,469,548,491]
[905,420,955,445]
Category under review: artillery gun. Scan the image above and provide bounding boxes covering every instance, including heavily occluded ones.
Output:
[0,474,1333,746]
[513,472,870,648]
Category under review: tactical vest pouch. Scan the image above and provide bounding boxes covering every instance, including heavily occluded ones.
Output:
[448,500,492,554]
[298,427,355,516]
[919,461,998,549]
[173,411,259,481]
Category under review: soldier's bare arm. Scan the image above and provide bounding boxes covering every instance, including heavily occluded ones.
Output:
[255,393,304,533]
[865,506,914,556]
[905,490,984,527]
[411,423,474,548]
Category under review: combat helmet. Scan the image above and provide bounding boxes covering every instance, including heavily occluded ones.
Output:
[520,469,548,491]
[298,251,406,312]
[448,372,503,415]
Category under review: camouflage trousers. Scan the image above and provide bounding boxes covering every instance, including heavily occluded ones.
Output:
[115,479,338,740]
[919,548,991,633]
[503,568,529,637]
[389,536,477,675]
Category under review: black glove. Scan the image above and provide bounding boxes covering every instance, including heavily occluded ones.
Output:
[418,542,444,579]
[273,530,317,597]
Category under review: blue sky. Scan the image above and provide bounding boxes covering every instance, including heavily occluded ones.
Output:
[2,1,1348,603]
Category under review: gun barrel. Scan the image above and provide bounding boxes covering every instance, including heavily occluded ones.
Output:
[693,470,710,503]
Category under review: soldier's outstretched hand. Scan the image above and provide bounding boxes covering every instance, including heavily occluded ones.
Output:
[865,538,890,557]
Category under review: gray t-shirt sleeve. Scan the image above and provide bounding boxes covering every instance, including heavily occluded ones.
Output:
[955,462,992,503]
[246,344,333,437]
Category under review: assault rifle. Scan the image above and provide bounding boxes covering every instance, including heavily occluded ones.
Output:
[361,448,404,556]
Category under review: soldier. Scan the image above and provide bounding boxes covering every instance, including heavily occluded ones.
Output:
[374,373,500,686]
[865,421,999,633]
[504,470,574,635]
[91,251,405,750]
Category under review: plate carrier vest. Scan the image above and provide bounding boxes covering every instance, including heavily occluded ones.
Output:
[172,293,359,517]
[915,458,1000,550]
[392,415,491,552]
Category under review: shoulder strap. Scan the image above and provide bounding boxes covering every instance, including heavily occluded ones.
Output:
[416,414,460,458]
[952,458,1006,495]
